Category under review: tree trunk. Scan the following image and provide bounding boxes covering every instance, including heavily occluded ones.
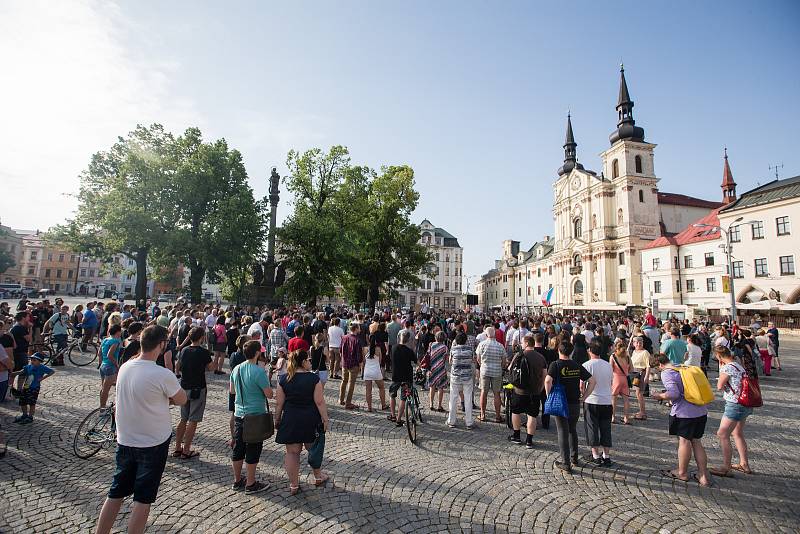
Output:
[367,282,379,314]
[134,248,149,304]
[188,257,205,304]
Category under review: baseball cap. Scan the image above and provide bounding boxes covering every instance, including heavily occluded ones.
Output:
[30,352,45,362]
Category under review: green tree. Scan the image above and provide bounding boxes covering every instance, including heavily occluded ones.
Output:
[49,124,179,302]
[277,146,350,306]
[164,128,266,303]
[0,225,16,274]
[336,165,430,311]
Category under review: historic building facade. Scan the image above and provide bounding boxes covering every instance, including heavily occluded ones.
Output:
[479,67,721,311]
[397,219,463,311]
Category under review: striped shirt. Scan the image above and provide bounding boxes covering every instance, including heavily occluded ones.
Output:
[268,327,288,358]
[476,339,505,378]
[449,343,475,384]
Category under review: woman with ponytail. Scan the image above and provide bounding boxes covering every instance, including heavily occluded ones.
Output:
[275,349,330,495]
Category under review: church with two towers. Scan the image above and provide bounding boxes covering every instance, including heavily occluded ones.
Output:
[478,66,726,311]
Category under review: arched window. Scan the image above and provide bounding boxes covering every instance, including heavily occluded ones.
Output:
[617,208,624,225]
[573,254,582,268]
[635,155,643,174]
[574,280,584,294]
[612,159,619,178]
[573,218,582,238]
[638,189,644,203]
[592,214,597,229]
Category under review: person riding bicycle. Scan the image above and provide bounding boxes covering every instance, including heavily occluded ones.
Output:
[387,330,417,427]
[43,304,71,366]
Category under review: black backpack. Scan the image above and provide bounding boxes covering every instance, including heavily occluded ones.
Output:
[509,350,531,390]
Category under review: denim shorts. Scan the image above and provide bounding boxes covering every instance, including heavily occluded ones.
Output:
[108,437,171,504]
[723,401,753,422]
[99,364,117,378]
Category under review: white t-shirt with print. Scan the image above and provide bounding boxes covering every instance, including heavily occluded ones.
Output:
[582,358,613,405]
[115,358,181,448]
[685,344,703,367]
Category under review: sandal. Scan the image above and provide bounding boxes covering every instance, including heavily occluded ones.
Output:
[730,464,753,474]
[623,418,631,425]
[290,485,302,495]
[634,414,647,420]
[659,469,689,482]
[495,416,505,424]
[387,415,397,422]
[691,473,714,488]
[180,450,200,460]
[345,404,359,410]
[381,404,390,410]
[437,407,446,412]
[395,419,405,427]
[477,415,486,422]
[172,449,184,457]
[314,475,330,487]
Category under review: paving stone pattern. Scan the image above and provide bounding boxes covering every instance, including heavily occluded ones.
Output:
[1,341,799,533]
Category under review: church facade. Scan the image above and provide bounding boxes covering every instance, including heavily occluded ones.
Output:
[477,67,721,311]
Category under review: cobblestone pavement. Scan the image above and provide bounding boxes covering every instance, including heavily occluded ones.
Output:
[1,341,799,534]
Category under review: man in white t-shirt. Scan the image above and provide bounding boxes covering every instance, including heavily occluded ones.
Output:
[327,317,345,379]
[582,338,613,466]
[96,325,186,534]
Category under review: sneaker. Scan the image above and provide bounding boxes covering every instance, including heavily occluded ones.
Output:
[21,415,33,424]
[572,456,581,466]
[554,461,572,474]
[525,441,535,449]
[232,479,246,491]
[13,415,26,424]
[591,457,603,466]
[507,434,522,444]
[602,458,613,467]
[245,481,269,494]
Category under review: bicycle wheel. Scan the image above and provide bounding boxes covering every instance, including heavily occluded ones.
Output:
[405,398,417,443]
[73,407,113,459]
[412,388,424,423]
[68,341,99,366]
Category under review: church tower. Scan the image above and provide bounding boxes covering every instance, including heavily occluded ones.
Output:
[721,148,737,204]
[557,113,585,176]
[598,65,661,305]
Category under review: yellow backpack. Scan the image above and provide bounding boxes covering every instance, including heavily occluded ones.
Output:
[673,365,714,406]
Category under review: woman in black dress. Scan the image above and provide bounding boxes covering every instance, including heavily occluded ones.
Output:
[275,349,330,495]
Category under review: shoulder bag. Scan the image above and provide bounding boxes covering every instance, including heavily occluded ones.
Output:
[543,365,570,418]
[234,366,274,443]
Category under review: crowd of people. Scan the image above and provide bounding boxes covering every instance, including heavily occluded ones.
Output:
[0,297,782,533]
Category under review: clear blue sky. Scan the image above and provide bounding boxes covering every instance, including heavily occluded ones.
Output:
[2,1,798,287]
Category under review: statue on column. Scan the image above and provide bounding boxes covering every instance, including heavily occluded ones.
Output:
[250,167,285,305]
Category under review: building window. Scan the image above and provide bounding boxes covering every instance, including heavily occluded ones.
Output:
[426,280,431,289]
[410,295,416,306]
[56,269,62,278]
[435,281,439,290]
[47,253,53,261]
[573,218,582,238]
[612,159,619,178]
[754,258,768,277]
[635,155,643,174]
[27,267,35,275]
[686,279,695,292]
[503,275,507,282]
[676,279,681,292]
[751,221,764,239]
[435,253,440,261]
[80,268,86,277]
[706,278,717,292]
[704,252,714,266]
[89,269,96,277]
[445,268,449,276]
[617,209,623,225]
[445,255,450,262]
[776,216,790,236]
[732,261,744,279]
[45,268,51,277]
[445,281,449,290]
[684,255,693,268]
[67,270,73,279]
[592,214,597,229]
[548,266,552,275]
[574,280,584,294]
[573,254,582,268]
[70,254,77,262]
[652,258,660,270]
[537,268,541,277]
[57,253,64,262]
[779,255,795,275]
[537,285,541,295]
[619,252,625,265]
[638,189,644,203]
[619,279,627,293]
[527,287,531,295]
[518,288,522,297]
[653,280,662,294]
[30,251,37,260]
[729,225,741,243]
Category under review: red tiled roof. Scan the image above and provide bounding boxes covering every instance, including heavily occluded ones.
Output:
[645,208,721,249]
[657,192,723,209]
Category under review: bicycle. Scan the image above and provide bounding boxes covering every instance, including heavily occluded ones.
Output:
[402,381,424,444]
[73,402,116,459]
[37,332,100,367]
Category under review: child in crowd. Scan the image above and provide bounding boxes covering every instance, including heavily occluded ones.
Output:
[12,352,55,424]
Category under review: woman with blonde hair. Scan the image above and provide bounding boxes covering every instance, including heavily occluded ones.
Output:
[275,349,330,495]
[310,332,329,385]
[610,340,632,424]
[754,329,772,377]
[630,336,651,420]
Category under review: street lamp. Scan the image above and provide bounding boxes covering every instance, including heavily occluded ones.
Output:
[693,216,758,323]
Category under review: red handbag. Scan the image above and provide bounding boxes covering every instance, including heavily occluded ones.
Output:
[737,372,763,408]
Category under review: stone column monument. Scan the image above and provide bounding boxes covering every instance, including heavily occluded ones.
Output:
[250,167,285,305]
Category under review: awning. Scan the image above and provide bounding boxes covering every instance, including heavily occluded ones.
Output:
[736,299,782,310]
